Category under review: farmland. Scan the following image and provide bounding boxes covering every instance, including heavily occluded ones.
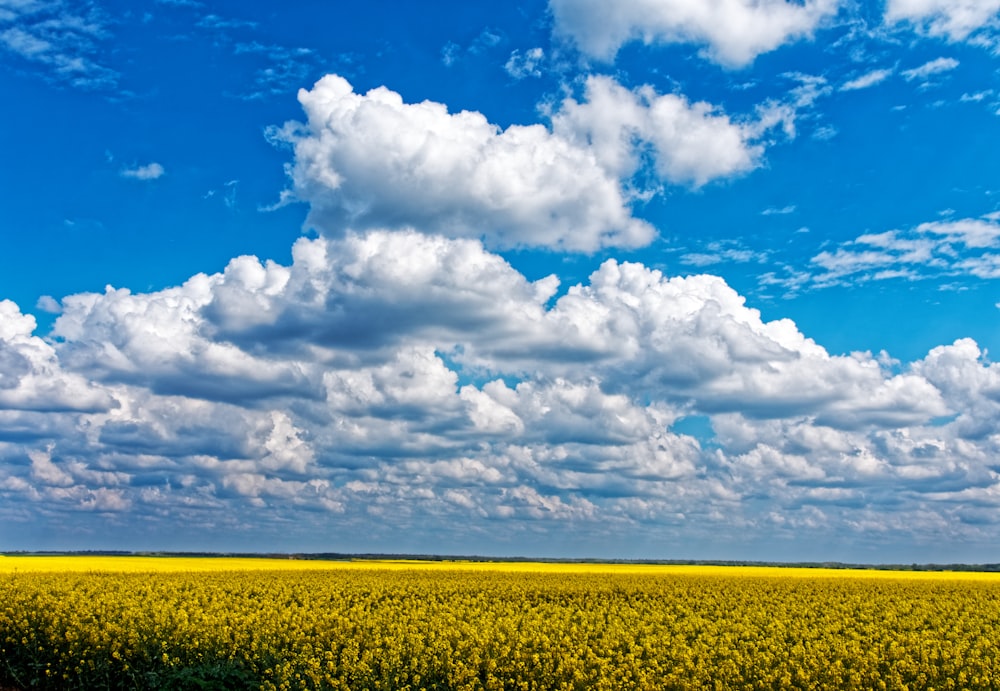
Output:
[2,556,1000,690]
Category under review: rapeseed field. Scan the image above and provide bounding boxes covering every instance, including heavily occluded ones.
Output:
[2,556,999,690]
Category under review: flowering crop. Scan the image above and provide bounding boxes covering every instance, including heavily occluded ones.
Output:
[2,557,999,689]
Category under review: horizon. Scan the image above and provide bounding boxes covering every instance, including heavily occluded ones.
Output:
[3,0,1000,563]
[5,550,1000,572]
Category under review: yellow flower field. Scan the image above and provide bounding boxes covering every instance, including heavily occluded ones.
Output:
[2,556,999,690]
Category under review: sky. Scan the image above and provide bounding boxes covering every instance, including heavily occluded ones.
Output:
[2,0,1000,562]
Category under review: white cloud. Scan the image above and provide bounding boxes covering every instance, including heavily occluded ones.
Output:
[231,42,318,100]
[276,74,655,252]
[770,216,1000,289]
[6,229,1000,555]
[921,217,1000,247]
[35,295,61,314]
[961,89,994,102]
[0,0,118,89]
[762,205,796,215]
[886,0,1000,40]
[680,240,769,266]
[552,75,772,188]
[472,28,503,53]
[504,47,545,79]
[200,230,560,359]
[0,25,47,55]
[183,229,946,432]
[901,57,960,81]
[840,68,894,91]
[440,41,460,66]
[120,162,165,180]
[50,269,322,405]
[541,259,947,426]
[913,338,1000,438]
[75,233,953,434]
[204,179,238,209]
[196,13,256,30]
[812,125,838,140]
[324,346,463,420]
[29,447,74,487]
[548,0,841,67]
[272,74,795,252]
[0,299,115,413]
[34,230,953,438]
[785,72,833,109]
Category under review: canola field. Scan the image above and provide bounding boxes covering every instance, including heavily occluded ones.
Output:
[2,556,1000,690]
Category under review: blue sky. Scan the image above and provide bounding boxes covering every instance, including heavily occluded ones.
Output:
[3,0,1000,562]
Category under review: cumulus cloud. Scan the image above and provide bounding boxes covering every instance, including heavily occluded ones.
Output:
[114,229,936,436]
[52,277,321,404]
[548,0,841,67]
[272,74,794,252]
[0,300,115,413]
[540,259,947,427]
[275,74,654,252]
[35,295,61,314]
[886,0,1000,40]
[47,230,949,432]
[913,338,1000,438]
[4,230,999,554]
[552,75,770,188]
[200,230,560,360]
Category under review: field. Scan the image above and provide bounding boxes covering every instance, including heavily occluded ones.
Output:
[2,557,1000,690]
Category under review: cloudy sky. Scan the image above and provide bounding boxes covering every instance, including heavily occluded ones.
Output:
[2,0,1000,562]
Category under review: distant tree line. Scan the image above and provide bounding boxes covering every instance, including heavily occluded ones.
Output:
[4,550,1000,572]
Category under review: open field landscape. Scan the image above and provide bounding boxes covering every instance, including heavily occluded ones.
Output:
[6,1,1000,688]
[3,556,1000,690]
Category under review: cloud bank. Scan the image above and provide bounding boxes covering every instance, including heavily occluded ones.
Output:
[3,223,998,557]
